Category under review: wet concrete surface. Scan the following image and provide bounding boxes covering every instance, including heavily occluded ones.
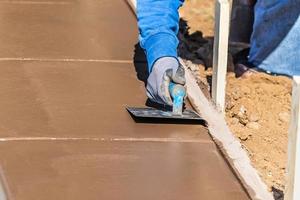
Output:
[0,61,209,140]
[0,0,249,199]
[0,140,248,200]
[0,0,137,60]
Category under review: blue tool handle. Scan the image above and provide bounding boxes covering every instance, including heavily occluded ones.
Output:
[169,82,186,115]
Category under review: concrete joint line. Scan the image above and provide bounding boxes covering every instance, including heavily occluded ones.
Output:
[0,1,73,5]
[0,137,213,144]
[0,58,133,64]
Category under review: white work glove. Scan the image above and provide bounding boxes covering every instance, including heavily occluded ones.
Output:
[146,57,186,105]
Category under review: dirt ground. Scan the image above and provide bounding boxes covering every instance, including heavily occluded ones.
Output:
[180,0,291,194]
[180,0,214,36]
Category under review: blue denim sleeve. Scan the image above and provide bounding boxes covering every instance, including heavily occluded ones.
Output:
[137,0,184,72]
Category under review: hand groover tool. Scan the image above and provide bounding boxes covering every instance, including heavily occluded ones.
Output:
[127,83,203,122]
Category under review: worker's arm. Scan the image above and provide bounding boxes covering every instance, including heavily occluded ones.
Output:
[137,0,185,105]
[137,0,183,70]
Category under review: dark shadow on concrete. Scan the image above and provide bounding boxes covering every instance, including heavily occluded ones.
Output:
[133,43,149,87]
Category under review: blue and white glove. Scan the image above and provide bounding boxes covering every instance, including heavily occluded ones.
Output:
[146,57,186,105]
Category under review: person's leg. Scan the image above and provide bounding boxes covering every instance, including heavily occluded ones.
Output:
[230,0,258,77]
[230,0,256,44]
[248,0,300,76]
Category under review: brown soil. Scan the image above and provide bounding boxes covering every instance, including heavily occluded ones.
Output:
[225,73,291,191]
[180,0,214,36]
[180,0,291,193]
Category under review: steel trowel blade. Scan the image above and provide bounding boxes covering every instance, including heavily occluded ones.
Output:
[126,107,203,121]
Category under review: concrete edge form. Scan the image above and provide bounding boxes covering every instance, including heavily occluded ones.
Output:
[285,76,300,200]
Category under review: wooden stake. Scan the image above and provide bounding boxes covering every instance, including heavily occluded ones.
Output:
[286,76,300,200]
[212,0,230,111]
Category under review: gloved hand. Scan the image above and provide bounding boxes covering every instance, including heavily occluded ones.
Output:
[146,57,186,105]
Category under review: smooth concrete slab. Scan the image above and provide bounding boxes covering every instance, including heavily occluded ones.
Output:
[0,140,249,200]
[0,0,137,60]
[0,60,209,140]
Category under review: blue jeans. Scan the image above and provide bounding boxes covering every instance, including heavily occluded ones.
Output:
[249,0,300,76]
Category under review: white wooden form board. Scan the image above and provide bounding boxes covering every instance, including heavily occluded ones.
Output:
[286,76,300,200]
[212,0,230,111]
